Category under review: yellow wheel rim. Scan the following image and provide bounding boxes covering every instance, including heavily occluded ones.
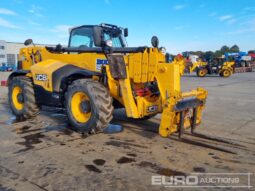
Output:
[199,71,205,76]
[71,91,91,123]
[12,86,24,110]
[223,70,230,77]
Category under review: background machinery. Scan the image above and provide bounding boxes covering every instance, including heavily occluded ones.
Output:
[224,52,251,67]
[183,52,235,77]
[0,63,15,72]
[182,52,207,74]
[8,23,207,138]
[195,58,235,77]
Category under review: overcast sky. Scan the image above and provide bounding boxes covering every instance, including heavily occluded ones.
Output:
[0,0,254,54]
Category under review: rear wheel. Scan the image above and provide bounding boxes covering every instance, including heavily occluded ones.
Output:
[8,76,39,119]
[221,69,231,77]
[65,79,113,134]
[196,68,207,77]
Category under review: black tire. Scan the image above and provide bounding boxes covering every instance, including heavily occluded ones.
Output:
[8,76,39,119]
[65,79,113,134]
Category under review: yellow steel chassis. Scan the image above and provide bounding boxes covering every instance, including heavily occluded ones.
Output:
[20,46,208,137]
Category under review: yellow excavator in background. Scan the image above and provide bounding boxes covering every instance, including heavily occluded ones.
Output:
[8,23,207,138]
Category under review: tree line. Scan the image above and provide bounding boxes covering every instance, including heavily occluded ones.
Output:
[183,45,255,61]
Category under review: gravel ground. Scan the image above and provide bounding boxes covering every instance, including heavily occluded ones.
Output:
[0,72,254,191]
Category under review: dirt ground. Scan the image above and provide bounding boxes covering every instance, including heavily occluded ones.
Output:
[0,72,254,191]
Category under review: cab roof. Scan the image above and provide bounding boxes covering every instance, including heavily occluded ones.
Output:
[68,23,122,33]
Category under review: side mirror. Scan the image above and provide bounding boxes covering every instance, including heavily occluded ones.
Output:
[151,36,159,48]
[124,28,128,37]
[93,26,103,47]
[24,39,33,46]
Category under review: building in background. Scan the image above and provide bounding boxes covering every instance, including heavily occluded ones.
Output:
[0,40,26,70]
[0,40,52,71]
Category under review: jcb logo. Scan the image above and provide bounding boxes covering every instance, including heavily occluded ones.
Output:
[35,74,47,81]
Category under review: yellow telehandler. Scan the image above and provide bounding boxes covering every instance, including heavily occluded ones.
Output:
[8,23,207,138]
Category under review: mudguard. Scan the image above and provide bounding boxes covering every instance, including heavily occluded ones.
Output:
[7,70,29,84]
[52,64,101,92]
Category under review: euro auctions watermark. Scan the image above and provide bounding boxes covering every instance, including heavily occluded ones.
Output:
[152,173,253,188]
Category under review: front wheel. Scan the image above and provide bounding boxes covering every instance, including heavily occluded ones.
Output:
[65,79,114,134]
[8,76,39,119]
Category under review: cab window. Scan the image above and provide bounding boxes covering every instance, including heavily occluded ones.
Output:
[69,27,95,48]
[103,33,123,47]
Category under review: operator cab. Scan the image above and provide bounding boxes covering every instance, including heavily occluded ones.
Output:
[210,58,224,66]
[68,23,128,48]
[37,23,158,54]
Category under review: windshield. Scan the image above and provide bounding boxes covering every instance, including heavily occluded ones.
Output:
[69,26,126,48]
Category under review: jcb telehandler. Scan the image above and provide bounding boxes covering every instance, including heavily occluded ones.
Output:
[8,23,207,138]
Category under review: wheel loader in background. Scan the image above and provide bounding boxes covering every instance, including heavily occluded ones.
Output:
[8,23,207,138]
[186,59,207,75]
[186,58,235,77]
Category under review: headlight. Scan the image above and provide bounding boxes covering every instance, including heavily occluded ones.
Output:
[160,47,166,55]
[105,40,113,47]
